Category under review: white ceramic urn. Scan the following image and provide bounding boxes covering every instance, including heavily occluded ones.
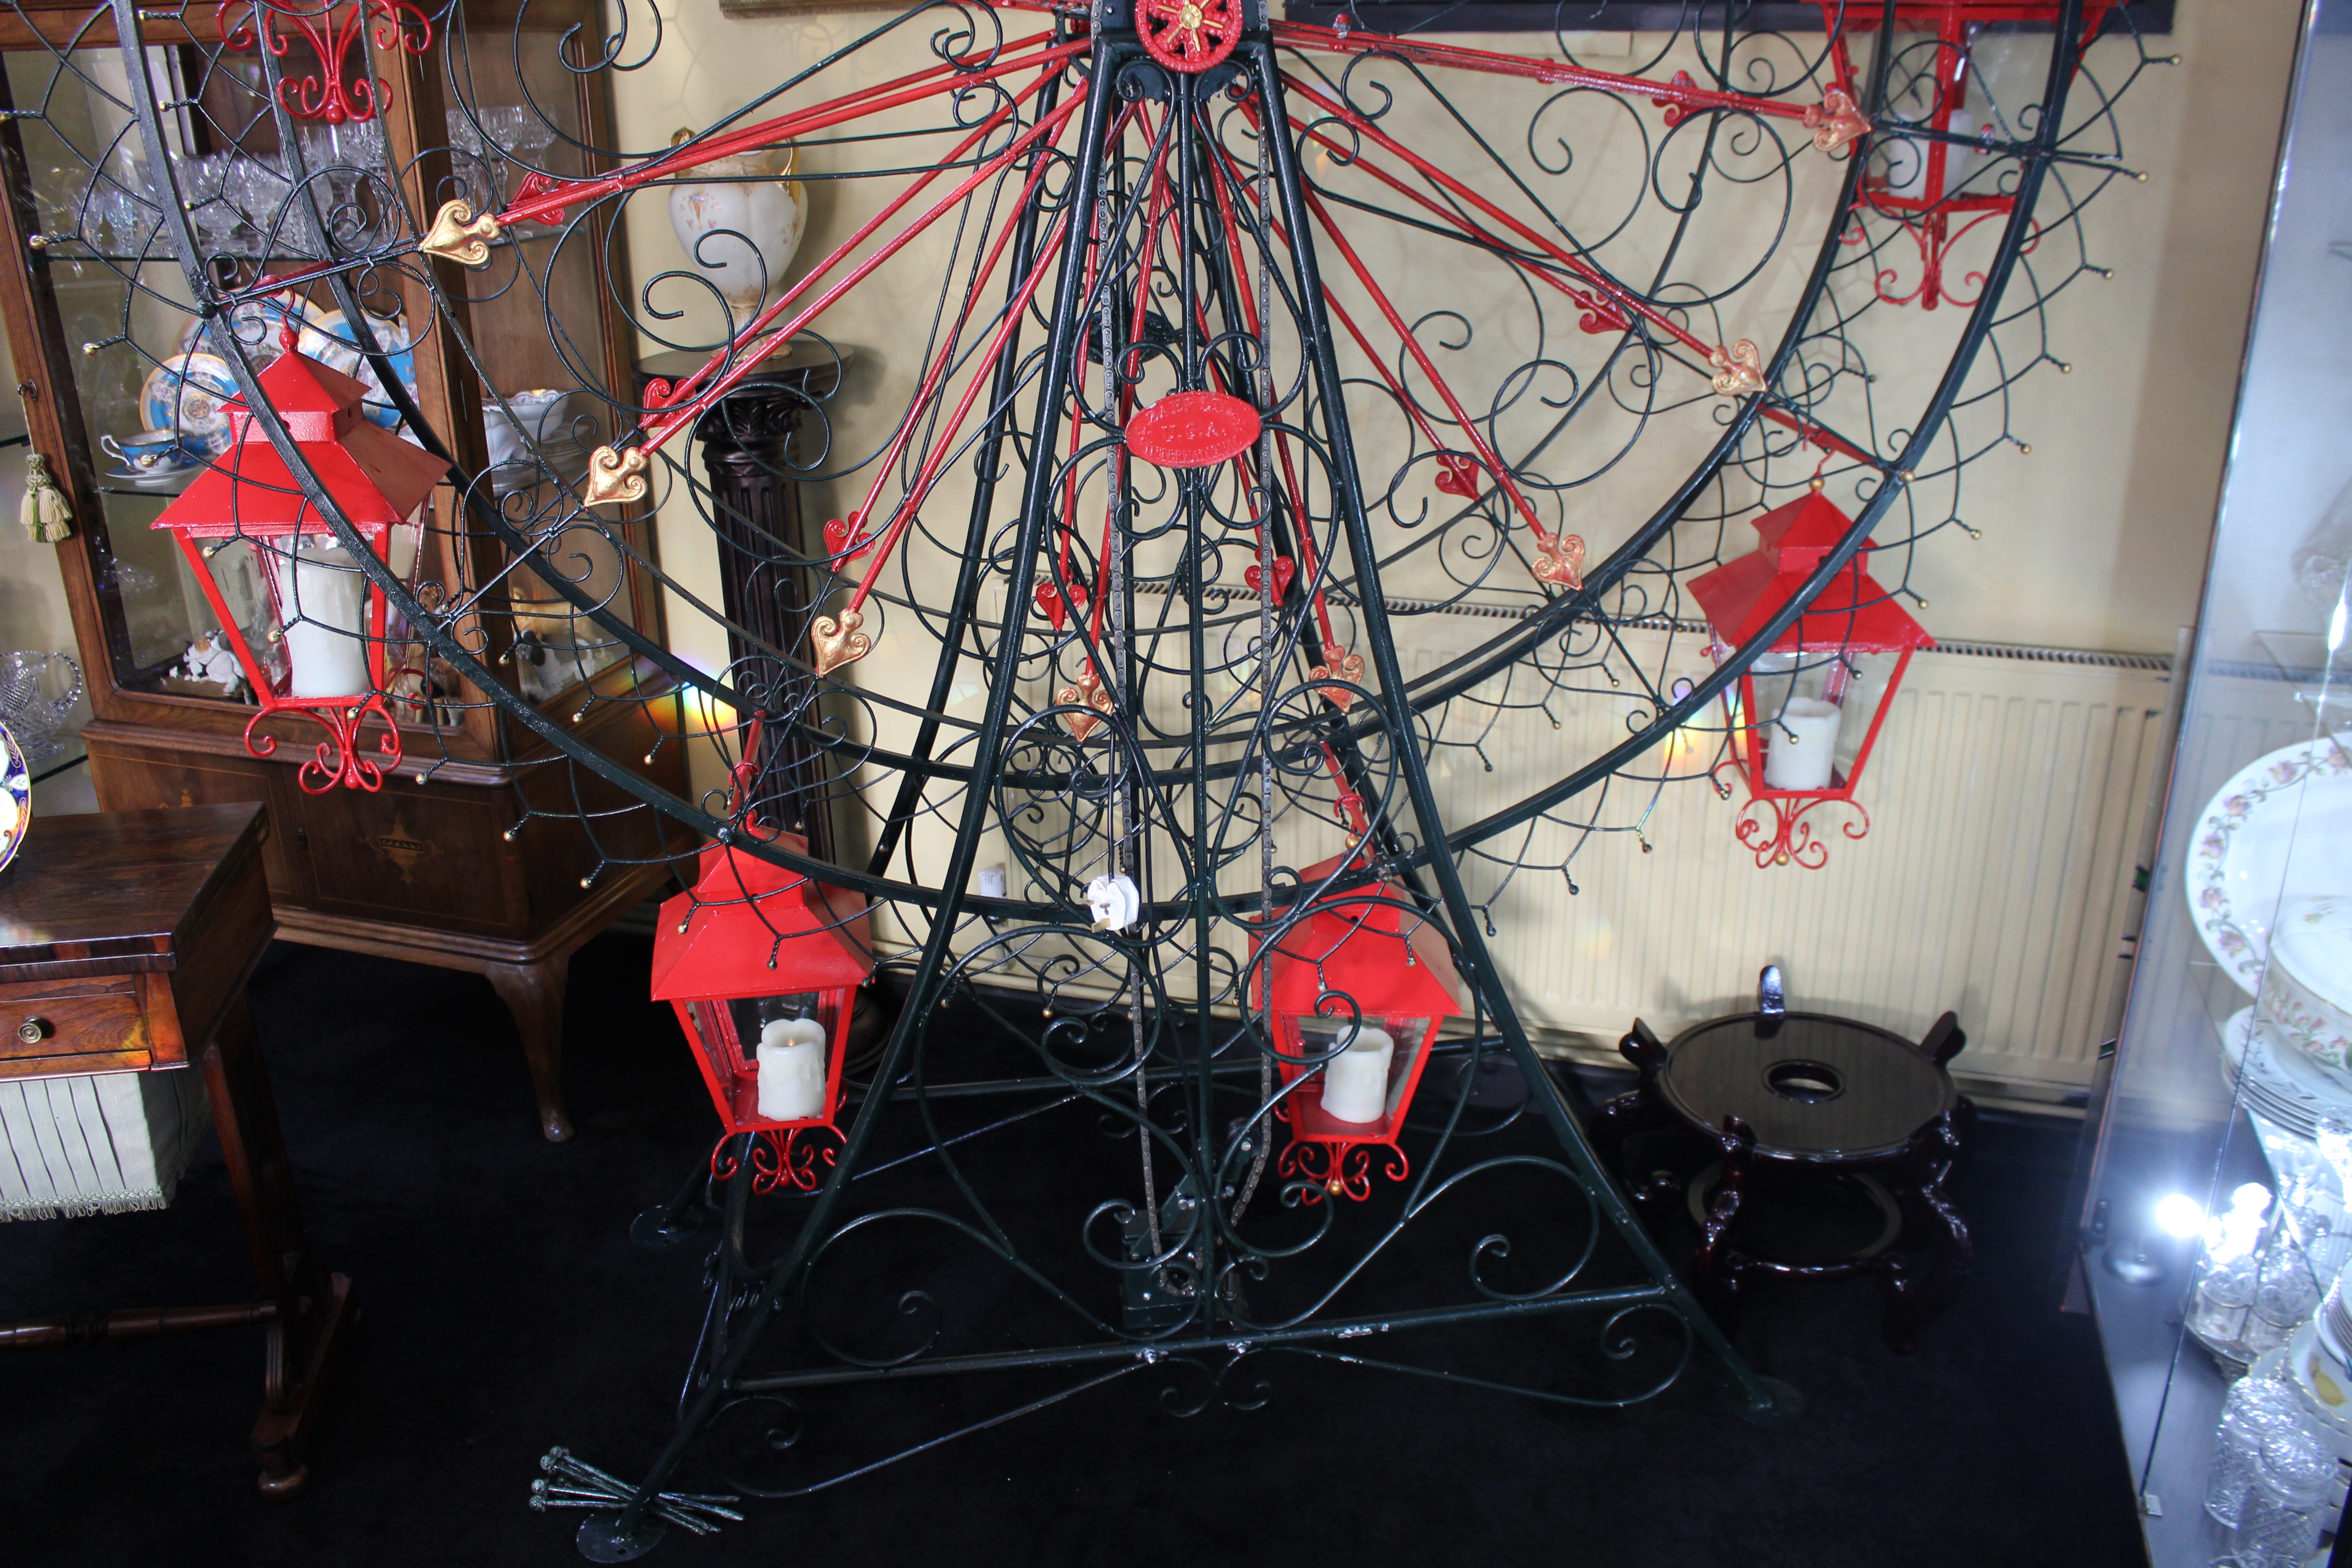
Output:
[666,132,806,317]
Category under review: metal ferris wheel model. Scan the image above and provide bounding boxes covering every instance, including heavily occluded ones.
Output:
[64,0,2161,1552]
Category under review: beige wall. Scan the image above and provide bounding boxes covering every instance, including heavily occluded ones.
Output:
[599,2,2303,813]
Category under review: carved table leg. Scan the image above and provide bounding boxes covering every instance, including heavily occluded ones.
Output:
[200,994,357,1497]
[1877,1111,1973,1352]
[488,952,575,1143]
[1694,1114,1756,1332]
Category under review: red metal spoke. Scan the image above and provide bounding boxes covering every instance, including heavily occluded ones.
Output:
[843,208,1073,619]
[832,113,1083,576]
[1278,113,1637,339]
[1200,146,1342,655]
[642,70,1067,427]
[1757,406,1877,465]
[1274,20,1862,147]
[1278,78,1720,364]
[842,99,1152,622]
[1291,177,1553,549]
[634,80,1090,459]
[494,33,1088,230]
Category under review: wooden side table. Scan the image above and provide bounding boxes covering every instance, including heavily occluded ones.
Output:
[0,804,355,1496]
[1592,971,1973,1352]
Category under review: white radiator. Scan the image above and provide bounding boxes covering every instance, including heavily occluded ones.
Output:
[1396,621,2175,1102]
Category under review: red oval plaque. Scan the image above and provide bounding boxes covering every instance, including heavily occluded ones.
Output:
[1125,389,1261,470]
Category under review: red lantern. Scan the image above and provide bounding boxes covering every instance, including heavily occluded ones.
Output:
[1688,482,1933,870]
[152,335,448,791]
[1257,855,1466,1202]
[1819,0,2123,309]
[650,832,873,1189]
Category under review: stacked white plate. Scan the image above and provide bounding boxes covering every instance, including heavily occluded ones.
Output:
[2221,1009,2352,1140]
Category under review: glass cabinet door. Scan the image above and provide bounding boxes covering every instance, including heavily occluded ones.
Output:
[6,41,241,696]
[436,10,659,709]
[2084,3,2352,1562]
[0,7,657,746]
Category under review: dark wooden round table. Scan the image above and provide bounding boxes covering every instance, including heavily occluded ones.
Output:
[1656,1012,1958,1162]
[1592,1000,1973,1352]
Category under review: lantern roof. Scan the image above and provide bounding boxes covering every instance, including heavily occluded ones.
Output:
[1686,486,1934,656]
[152,345,449,539]
[1263,855,1466,1020]
[650,833,874,1003]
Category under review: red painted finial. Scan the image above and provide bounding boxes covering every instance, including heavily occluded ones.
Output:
[278,317,301,355]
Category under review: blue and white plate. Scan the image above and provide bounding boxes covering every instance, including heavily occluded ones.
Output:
[0,720,28,876]
[314,310,419,429]
[140,352,240,458]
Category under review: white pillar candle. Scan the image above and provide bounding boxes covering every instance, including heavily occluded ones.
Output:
[1763,696,1841,792]
[756,1016,829,1122]
[1320,1025,1396,1124]
[268,539,371,698]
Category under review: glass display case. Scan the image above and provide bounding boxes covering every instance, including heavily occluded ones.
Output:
[0,0,660,746]
[2081,1,2352,1560]
[0,0,689,1141]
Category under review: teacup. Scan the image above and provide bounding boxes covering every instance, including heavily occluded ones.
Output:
[101,429,188,473]
[485,389,575,470]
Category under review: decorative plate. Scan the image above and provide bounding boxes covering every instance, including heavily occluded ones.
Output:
[178,291,324,358]
[139,352,240,458]
[2221,1006,2352,1132]
[103,463,199,489]
[0,720,27,876]
[2187,735,2352,994]
[313,310,418,429]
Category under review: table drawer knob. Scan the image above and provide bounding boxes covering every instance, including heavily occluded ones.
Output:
[16,1015,53,1045]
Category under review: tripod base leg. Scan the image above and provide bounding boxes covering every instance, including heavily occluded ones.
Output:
[578,1514,666,1563]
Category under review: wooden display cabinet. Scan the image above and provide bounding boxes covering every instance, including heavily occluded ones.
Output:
[0,0,691,1140]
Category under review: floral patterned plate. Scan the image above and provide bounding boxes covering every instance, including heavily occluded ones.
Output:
[0,719,27,876]
[2187,735,2352,995]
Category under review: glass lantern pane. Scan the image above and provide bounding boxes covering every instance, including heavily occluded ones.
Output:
[264,534,374,700]
[1830,649,1902,784]
[1754,648,1844,793]
[1297,1014,1431,1121]
[723,991,826,1065]
[1748,649,1800,722]
[201,536,288,696]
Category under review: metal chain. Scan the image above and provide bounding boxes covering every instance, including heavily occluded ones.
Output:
[1101,130,1162,1261]
[1230,66,1277,1227]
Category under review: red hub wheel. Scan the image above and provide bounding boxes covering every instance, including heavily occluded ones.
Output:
[1139,0,1240,74]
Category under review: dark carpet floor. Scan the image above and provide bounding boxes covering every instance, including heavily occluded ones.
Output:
[0,932,2146,1568]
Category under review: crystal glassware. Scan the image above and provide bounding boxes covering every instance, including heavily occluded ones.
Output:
[2229,1419,2338,1568]
[2191,1252,2261,1352]
[2247,1224,2325,1356]
[2207,1370,2310,1528]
